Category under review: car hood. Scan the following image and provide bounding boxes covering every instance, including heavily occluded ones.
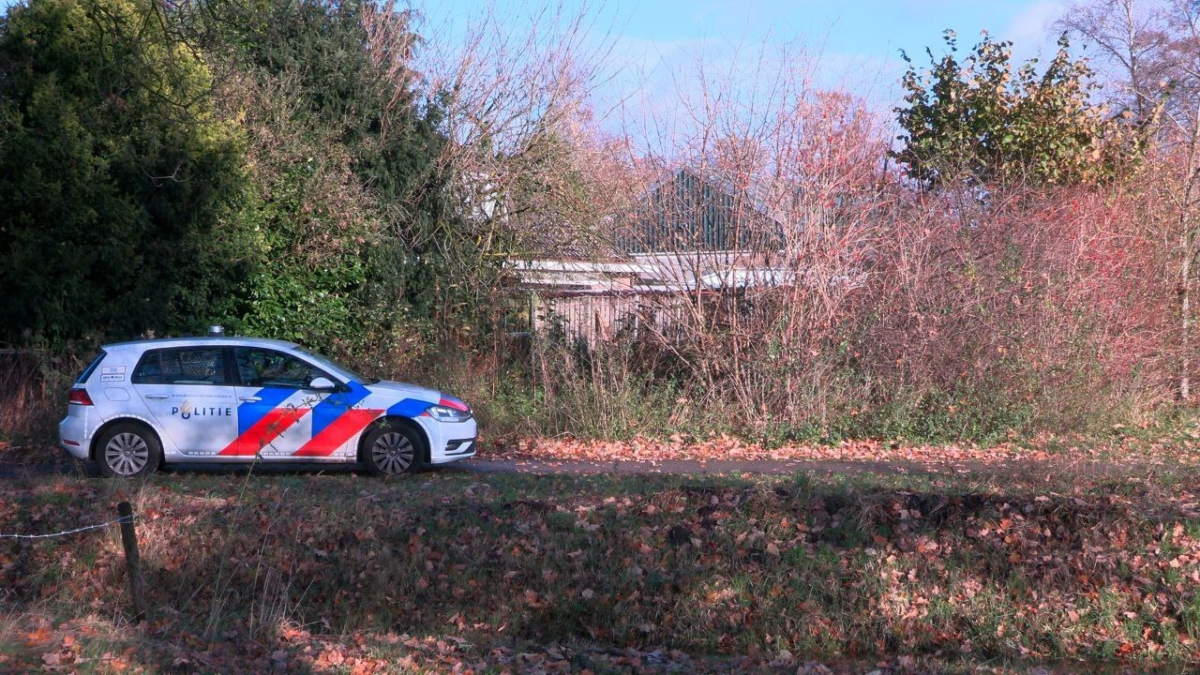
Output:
[367,380,443,402]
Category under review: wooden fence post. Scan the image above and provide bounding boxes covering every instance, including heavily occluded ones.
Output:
[117,502,147,621]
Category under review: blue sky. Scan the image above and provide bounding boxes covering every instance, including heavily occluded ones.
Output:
[0,0,1070,117]
[545,0,1067,63]
[0,0,1068,69]
[419,0,1069,105]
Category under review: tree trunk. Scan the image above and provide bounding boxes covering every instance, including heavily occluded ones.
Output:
[1183,250,1192,400]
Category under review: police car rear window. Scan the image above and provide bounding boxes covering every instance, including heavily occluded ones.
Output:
[75,351,106,384]
[132,348,228,386]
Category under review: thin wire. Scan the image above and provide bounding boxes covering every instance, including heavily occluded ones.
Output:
[0,515,133,540]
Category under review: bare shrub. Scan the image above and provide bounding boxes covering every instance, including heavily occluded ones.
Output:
[371,8,1182,443]
[861,183,1172,437]
[538,38,1179,442]
[394,0,626,339]
[0,349,78,452]
[593,42,896,438]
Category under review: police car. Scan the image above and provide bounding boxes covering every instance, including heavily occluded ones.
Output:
[59,331,477,477]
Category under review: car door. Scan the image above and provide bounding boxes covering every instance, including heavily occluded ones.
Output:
[131,347,239,457]
[225,347,341,459]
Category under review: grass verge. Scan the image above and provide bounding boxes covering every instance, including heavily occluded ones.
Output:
[3,463,1200,673]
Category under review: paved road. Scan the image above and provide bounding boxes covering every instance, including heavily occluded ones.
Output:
[0,453,1165,481]
[0,456,903,479]
[455,456,953,476]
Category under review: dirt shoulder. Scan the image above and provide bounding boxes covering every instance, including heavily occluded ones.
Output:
[4,433,1199,482]
[2,452,1180,483]
[451,454,1191,486]
[462,432,1200,481]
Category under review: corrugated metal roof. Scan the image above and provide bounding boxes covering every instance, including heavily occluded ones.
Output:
[616,168,784,255]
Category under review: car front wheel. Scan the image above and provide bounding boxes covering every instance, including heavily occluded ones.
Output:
[361,421,423,476]
[96,422,162,478]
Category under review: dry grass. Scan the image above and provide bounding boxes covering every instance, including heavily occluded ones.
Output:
[4,463,1200,672]
[0,351,65,448]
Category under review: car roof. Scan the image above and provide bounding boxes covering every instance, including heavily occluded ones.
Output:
[101,336,300,352]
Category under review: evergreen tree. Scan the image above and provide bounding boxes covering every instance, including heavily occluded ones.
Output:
[208,0,447,351]
[0,0,247,344]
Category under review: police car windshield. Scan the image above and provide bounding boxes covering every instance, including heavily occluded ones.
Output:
[293,347,378,385]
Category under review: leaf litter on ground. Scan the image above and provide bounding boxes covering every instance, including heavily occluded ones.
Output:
[6,439,1200,673]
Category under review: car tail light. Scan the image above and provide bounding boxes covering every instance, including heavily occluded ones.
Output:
[68,388,93,406]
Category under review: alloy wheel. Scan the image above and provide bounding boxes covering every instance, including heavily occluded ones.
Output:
[104,432,150,477]
[370,432,414,475]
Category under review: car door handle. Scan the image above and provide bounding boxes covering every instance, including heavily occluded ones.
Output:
[145,395,169,400]
[240,396,262,402]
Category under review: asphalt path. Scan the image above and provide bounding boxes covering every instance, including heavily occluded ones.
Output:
[0,456,879,479]
[0,453,1161,481]
[454,456,954,477]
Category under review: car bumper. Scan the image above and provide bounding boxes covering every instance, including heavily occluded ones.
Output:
[59,413,90,460]
[424,416,478,464]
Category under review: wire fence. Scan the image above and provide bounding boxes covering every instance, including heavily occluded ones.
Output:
[2,502,147,617]
[0,515,132,540]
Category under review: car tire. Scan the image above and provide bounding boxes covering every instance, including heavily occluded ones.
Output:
[96,422,162,478]
[361,420,423,477]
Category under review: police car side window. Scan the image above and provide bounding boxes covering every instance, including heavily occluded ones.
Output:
[132,348,227,386]
[234,348,330,389]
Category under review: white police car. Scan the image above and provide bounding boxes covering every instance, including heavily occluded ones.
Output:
[59,331,477,477]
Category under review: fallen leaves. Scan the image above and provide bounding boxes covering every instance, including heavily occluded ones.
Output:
[490,434,1063,470]
[22,626,52,646]
[7,458,1200,672]
[488,432,1200,476]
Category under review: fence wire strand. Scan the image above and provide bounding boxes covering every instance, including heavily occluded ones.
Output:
[0,515,132,540]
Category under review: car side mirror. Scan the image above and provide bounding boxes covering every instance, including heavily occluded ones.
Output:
[309,376,338,391]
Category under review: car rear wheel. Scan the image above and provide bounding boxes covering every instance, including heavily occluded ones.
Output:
[361,421,422,476]
[96,422,162,478]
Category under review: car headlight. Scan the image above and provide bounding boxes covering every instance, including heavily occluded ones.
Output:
[427,405,473,422]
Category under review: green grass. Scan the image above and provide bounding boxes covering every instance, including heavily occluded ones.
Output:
[4,465,1200,672]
